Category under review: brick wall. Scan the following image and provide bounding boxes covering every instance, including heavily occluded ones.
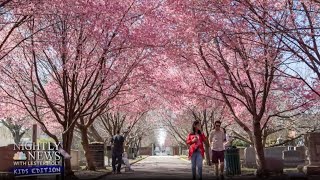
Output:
[0,144,15,172]
[138,147,152,155]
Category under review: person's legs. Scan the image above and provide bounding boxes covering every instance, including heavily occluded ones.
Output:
[191,151,197,180]
[195,151,203,180]
[111,152,116,173]
[116,153,123,173]
[214,164,219,176]
[218,151,225,179]
[220,161,224,174]
[212,150,219,176]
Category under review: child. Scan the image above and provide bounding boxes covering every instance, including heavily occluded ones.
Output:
[122,151,134,172]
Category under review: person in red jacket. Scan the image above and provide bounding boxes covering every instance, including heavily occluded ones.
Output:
[186,120,207,180]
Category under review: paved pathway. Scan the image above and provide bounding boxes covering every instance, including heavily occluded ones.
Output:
[101,156,213,180]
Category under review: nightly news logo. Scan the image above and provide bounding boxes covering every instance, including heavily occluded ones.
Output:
[13,142,61,166]
[13,152,27,161]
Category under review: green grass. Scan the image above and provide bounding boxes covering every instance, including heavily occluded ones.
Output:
[284,168,299,173]
[178,155,189,161]
[130,155,148,164]
[241,167,256,174]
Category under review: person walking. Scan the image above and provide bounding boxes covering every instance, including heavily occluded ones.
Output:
[186,120,207,180]
[209,121,227,179]
[111,130,125,174]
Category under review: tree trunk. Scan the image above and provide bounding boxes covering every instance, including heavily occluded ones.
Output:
[89,125,104,142]
[262,129,267,148]
[62,129,75,176]
[12,129,24,144]
[3,120,25,145]
[204,137,212,166]
[204,144,211,166]
[134,139,140,158]
[202,109,211,166]
[80,127,96,171]
[253,121,267,177]
[13,133,23,144]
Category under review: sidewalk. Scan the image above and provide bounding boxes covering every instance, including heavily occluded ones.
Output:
[75,155,149,180]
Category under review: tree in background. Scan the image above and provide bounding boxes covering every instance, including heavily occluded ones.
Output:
[0,0,166,175]
[0,0,319,176]
[0,0,33,61]
[167,0,313,175]
[0,117,28,144]
[240,0,320,98]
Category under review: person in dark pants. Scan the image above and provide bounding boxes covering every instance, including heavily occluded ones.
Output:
[111,130,125,174]
[209,121,227,179]
[186,120,207,180]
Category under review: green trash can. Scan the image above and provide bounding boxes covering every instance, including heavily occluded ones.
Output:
[224,147,241,176]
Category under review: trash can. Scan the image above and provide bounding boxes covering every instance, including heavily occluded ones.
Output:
[88,142,105,169]
[224,147,241,176]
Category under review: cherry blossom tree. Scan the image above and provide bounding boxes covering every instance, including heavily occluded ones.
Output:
[0,0,317,176]
[163,112,190,147]
[162,102,230,165]
[0,0,167,175]
[0,92,34,144]
[237,0,320,98]
[0,1,48,62]
[165,0,313,175]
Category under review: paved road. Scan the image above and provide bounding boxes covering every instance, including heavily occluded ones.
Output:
[102,156,213,180]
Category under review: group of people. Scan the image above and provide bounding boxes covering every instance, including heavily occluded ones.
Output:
[110,130,134,174]
[110,120,228,179]
[187,120,229,180]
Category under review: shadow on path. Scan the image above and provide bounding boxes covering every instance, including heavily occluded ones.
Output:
[101,156,320,180]
[102,156,209,180]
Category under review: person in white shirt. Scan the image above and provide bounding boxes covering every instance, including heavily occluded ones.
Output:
[122,151,134,172]
[209,121,227,179]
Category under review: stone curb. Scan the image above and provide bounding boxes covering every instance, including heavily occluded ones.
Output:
[119,155,149,170]
[129,155,149,166]
[178,156,189,162]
